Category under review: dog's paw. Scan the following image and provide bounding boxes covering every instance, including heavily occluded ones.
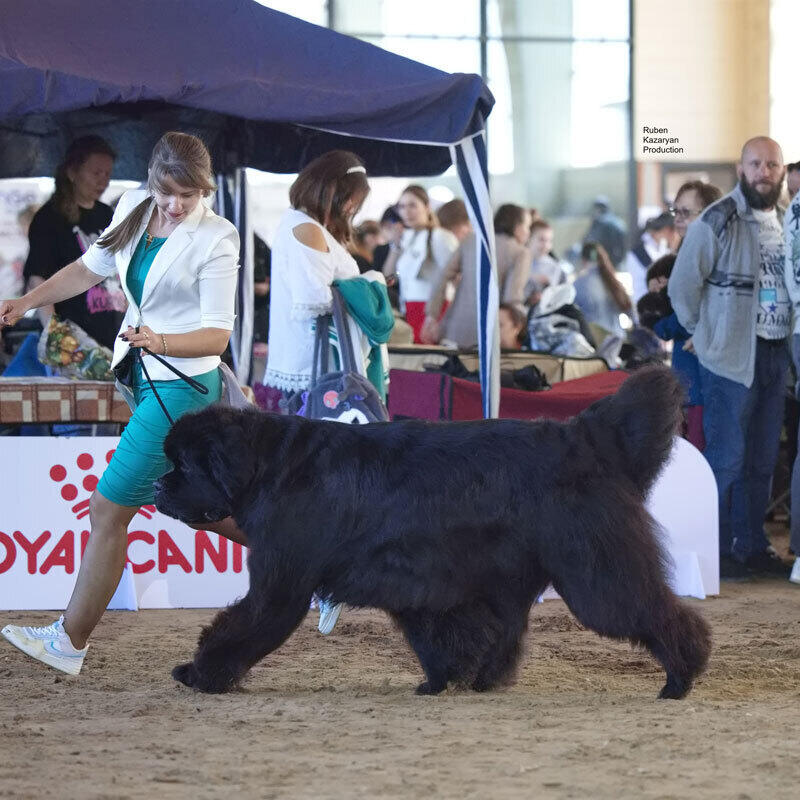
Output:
[172,661,239,694]
[172,662,198,688]
[415,680,445,696]
[658,677,689,700]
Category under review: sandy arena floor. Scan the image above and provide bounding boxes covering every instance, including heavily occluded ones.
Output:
[2,573,799,800]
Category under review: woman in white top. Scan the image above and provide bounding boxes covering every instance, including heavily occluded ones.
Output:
[265,151,369,395]
[383,185,458,343]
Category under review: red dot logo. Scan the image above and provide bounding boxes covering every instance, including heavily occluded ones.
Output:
[47,450,149,522]
[48,455,100,519]
[50,465,67,482]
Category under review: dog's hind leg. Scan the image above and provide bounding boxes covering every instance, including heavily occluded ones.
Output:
[470,575,549,692]
[636,600,712,699]
[470,605,529,692]
[172,583,313,693]
[396,602,521,695]
[550,554,711,700]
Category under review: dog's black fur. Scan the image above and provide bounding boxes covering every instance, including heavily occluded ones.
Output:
[155,366,711,699]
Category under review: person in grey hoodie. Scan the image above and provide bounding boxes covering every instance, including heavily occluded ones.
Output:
[669,136,790,580]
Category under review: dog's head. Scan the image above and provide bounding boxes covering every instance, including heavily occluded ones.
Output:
[154,405,260,525]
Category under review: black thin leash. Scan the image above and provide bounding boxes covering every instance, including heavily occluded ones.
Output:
[133,326,209,426]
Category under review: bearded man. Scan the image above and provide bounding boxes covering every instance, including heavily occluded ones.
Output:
[669,136,790,580]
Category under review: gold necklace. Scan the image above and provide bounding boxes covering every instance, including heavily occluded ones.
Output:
[144,231,165,250]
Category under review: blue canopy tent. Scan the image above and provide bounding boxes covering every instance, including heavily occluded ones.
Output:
[0,0,500,415]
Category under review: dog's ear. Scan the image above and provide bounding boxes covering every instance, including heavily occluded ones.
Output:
[207,410,259,501]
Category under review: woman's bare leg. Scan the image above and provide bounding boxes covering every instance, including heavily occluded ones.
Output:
[63,504,246,648]
[62,492,138,649]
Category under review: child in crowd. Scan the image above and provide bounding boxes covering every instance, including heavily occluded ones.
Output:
[499,303,526,350]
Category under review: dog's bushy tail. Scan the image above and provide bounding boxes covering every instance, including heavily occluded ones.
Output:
[580,366,684,497]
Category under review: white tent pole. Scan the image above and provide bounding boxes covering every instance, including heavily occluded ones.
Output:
[450,133,499,419]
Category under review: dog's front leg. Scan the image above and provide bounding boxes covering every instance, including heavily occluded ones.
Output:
[173,586,312,693]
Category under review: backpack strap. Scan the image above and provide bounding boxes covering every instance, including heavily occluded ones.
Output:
[311,312,331,388]
[330,286,359,375]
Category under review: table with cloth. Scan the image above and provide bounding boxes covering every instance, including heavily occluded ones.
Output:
[388,368,629,422]
[0,377,131,425]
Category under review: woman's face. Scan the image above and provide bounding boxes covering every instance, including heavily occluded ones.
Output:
[513,211,532,245]
[397,192,429,229]
[362,231,384,253]
[529,226,554,259]
[68,153,114,206]
[152,175,204,225]
[671,189,704,237]
[499,308,523,349]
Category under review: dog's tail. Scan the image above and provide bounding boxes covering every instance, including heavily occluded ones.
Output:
[579,366,684,497]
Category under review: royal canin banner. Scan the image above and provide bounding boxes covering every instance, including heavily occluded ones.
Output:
[0,438,249,610]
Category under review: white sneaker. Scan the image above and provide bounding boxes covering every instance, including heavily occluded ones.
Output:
[790,558,800,585]
[317,600,343,635]
[1,616,88,676]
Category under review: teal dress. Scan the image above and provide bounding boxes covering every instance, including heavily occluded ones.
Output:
[96,234,223,507]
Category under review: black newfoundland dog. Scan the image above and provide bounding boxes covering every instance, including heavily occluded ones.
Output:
[154,367,710,699]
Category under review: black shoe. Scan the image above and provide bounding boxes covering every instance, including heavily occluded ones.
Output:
[743,550,791,577]
[720,555,752,581]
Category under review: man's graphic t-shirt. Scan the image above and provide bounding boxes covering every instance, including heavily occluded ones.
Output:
[753,208,790,340]
[24,199,126,349]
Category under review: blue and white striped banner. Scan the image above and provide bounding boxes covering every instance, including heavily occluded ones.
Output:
[451,133,499,418]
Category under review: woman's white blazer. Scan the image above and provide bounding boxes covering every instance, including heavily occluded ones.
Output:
[82,189,240,380]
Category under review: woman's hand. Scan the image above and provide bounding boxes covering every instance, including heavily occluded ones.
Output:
[420,317,440,345]
[0,298,32,328]
[120,325,163,353]
[683,337,695,354]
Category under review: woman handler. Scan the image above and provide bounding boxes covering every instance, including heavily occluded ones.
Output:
[0,132,244,676]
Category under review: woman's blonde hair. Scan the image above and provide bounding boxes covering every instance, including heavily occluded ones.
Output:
[98,132,216,253]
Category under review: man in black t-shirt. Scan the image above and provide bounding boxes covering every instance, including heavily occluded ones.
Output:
[24,199,125,349]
